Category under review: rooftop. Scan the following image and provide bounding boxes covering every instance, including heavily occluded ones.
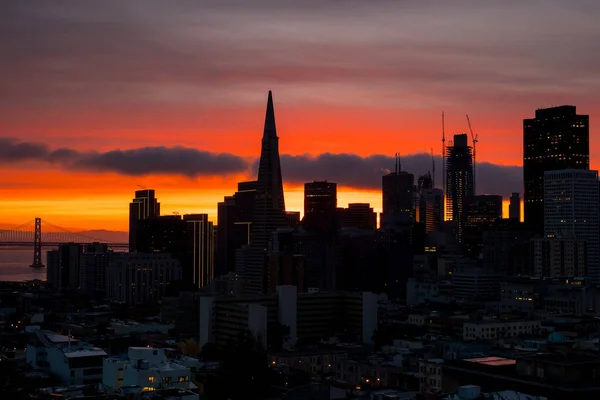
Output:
[464,357,517,367]
[64,349,107,358]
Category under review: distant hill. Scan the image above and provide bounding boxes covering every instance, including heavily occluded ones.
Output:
[77,230,128,243]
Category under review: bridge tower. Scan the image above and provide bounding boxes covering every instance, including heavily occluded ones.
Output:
[30,217,45,268]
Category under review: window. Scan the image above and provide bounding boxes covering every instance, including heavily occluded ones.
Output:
[163,377,172,383]
[178,376,189,382]
[148,376,155,383]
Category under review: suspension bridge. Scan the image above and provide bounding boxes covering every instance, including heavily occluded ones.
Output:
[0,218,128,268]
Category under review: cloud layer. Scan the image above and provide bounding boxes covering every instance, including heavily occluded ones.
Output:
[0,138,522,196]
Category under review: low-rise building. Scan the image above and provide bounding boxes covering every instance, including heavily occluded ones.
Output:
[268,348,348,375]
[463,320,542,341]
[26,330,107,385]
[103,347,192,392]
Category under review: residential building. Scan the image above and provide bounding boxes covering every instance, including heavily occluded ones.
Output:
[26,330,107,385]
[523,106,589,233]
[103,347,191,392]
[531,236,587,277]
[463,320,542,341]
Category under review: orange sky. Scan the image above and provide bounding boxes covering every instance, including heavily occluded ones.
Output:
[2,1,599,231]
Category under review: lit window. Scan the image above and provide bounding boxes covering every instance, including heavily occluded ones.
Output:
[148,376,155,383]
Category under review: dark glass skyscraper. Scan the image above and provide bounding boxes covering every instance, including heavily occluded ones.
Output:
[523,106,589,233]
[303,181,337,231]
[129,189,160,252]
[241,91,287,294]
[381,162,415,228]
[446,133,474,243]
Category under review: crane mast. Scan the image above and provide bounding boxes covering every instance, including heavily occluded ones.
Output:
[466,114,479,195]
[442,112,446,191]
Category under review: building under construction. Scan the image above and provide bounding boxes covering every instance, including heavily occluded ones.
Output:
[445,133,474,243]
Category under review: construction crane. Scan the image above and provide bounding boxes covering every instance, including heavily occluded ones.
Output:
[442,112,446,191]
[431,148,435,188]
[466,114,479,194]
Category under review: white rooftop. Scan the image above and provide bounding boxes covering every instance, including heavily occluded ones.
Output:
[45,332,78,344]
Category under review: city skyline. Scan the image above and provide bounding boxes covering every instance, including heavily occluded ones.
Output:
[2,1,600,230]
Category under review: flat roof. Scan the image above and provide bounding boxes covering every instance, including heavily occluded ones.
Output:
[64,349,107,358]
[464,356,517,366]
[45,332,78,344]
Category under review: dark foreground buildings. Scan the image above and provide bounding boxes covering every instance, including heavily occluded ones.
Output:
[523,105,589,233]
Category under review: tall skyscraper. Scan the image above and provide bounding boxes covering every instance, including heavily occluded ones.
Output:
[419,188,444,233]
[464,195,503,257]
[544,169,599,280]
[381,157,415,228]
[129,189,160,252]
[240,91,287,294]
[184,214,214,289]
[523,106,589,233]
[446,133,474,242]
[509,192,521,221]
[303,181,337,231]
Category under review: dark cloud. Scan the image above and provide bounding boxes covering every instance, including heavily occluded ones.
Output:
[280,153,522,197]
[0,137,522,194]
[0,138,247,177]
[74,147,247,177]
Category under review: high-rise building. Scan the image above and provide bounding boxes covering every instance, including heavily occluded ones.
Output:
[523,106,589,233]
[381,160,414,227]
[106,253,182,304]
[183,214,214,289]
[46,243,82,291]
[215,181,257,277]
[129,189,160,252]
[509,192,521,221]
[544,169,599,280]
[464,195,503,258]
[136,215,187,262]
[419,188,444,233]
[446,133,474,242]
[530,237,587,278]
[303,181,337,231]
[338,203,377,230]
[239,91,288,294]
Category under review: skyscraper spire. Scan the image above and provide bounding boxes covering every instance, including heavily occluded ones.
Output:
[263,90,277,139]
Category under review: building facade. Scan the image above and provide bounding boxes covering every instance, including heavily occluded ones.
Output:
[544,169,599,280]
[445,133,474,243]
[303,181,337,231]
[523,106,589,233]
[129,189,160,252]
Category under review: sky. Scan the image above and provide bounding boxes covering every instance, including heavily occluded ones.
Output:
[1,0,599,232]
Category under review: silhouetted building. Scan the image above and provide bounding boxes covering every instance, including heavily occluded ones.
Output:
[79,243,110,296]
[509,192,521,221]
[267,228,307,294]
[381,158,414,227]
[46,243,82,291]
[184,214,214,289]
[464,195,503,258]
[483,219,532,276]
[531,236,587,277]
[239,91,288,294]
[216,181,257,277]
[286,212,301,228]
[303,181,337,231]
[544,169,599,280]
[446,133,474,243]
[129,189,160,252]
[417,172,433,191]
[136,215,186,261]
[106,253,182,304]
[419,188,444,233]
[338,203,377,230]
[523,106,589,233]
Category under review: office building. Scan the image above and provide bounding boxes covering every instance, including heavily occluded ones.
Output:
[531,237,587,278]
[239,91,288,294]
[445,133,474,242]
[129,189,160,252]
[523,106,589,233]
[482,219,532,276]
[544,169,599,280]
[184,214,214,289]
[463,195,503,258]
[286,211,301,227]
[215,181,257,277]
[79,243,110,296]
[106,253,182,304]
[338,203,377,230]
[303,181,337,231]
[46,243,82,291]
[381,159,415,227]
[419,188,444,233]
[509,192,521,221]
